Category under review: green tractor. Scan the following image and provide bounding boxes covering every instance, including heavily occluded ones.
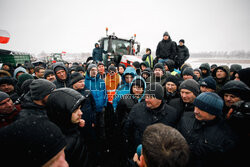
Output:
[0,49,31,66]
[99,28,141,67]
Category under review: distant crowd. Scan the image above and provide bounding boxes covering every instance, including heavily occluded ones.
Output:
[0,31,250,167]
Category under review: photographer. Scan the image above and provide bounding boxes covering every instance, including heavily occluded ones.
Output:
[219,80,250,166]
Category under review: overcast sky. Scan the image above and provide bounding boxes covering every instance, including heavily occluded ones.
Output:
[0,0,250,54]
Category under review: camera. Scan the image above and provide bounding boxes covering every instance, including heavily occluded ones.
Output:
[230,100,250,119]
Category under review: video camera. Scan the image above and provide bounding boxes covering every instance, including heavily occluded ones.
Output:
[230,100,250,119]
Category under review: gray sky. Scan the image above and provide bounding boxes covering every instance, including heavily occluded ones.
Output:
[0,0,250,54]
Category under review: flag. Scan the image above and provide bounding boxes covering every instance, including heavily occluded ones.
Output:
[0,30,10,44]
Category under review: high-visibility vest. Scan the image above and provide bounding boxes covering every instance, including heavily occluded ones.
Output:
[105,73,121,103]
[145,54,154,69]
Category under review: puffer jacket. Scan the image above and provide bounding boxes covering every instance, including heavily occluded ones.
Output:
[177,112,238,167]
[112,67,137,111]
[85,72,107,112]
[156,37,177,60]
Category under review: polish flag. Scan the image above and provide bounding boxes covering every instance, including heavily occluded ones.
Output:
[0,30,10,44]
[62,51,66,56]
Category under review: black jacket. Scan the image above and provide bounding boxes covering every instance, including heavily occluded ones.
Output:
[168,97,195,121]
[123,101,178,157]
[156,38,177,60]
[46,88,89,167]
[176,45,190,65]
[177,112,237,167]
[18,93,47,119]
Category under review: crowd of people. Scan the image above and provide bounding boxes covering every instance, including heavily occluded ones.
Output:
[0,31,250,167]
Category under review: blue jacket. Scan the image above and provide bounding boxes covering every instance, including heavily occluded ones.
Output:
[112,67,137,111]
[85,72,107,112]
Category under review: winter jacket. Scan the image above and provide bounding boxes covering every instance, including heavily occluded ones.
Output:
[177,112,237,167]
[52,62,71,88]
[212,65,230,93]
[85,72,107,113]
[199,63,211,79]
[92,46,106,62]
[176,45,190,67]
[46,88,89,167]
[168,97,195,121]
[142,54,153,69]
[156,38,177,60]
[116,76,146,128]
[112,67,137,111]
[123,101,178,158]
[18,93,47,119]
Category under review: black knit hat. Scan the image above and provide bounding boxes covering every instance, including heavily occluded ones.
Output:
[163,31,169,37]
[164,75,180,87]
[44,69,54,79]
[30,79,56,100]
[21,79,34,94]
[182,67,194,77]
[145,83,164,100]
[87,64,97,73]
[154,63,164,72]
[179,39,185,43]
[194,92,223,116]
[0,91,10,102]
[179,79,200,96]
[0,116,67,166]
[0,76,15,86]
[132,78,145,89]
[70,72,84,86]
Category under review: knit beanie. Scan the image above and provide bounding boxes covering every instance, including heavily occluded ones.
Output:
[179,39,185,43]
[200,76,216,90]
[17,73,34,88]
[0,76,15,86]
[0,91,10,102]
[54,66,65,73]
[0,116,67,166]
[21,79,34,94]
[194,92,223,116]
[179,79,200,96]
[30,79,56,100]
[230,64,242,72]
[163,31,169,37]
[44,69,54,79]
[70,72,84,86]
[132,78,145,89]
[133,61,140,69]
[108,65,116,72]
[118,63,126,71]
[154,63,164,72]
[145,83,164,100]
[142,68,152,76]
[194,68,202,75]
[164,75,180,87]
[182,67,194,77]
[87,64,97,73]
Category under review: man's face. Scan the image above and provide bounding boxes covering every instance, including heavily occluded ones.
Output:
[163,36,169,40]
[201,69,208,75]
[118,67,124,74]
[2,65,10,71]
[0,84,14,93]
[0,98,14,114]
[180,89,196,103]
[165,82,177,93]
[154,68,163,77]
[140,65,147,71]
[125,74,133,83]
[216,69,227,79]
[90,67,98,77]
[183,75,193,80]
[164,65,169,71]
[56,70,67,80]
[194,106,216,121]
[98,65,105,73]
[36,69,45,78]
[71,105,83,124]
[224,93,241,107]
[73,79,85,90]
[46,74,56,82]
[145,95,162,109]
[194,71,200,78]
[179,42,184,46]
